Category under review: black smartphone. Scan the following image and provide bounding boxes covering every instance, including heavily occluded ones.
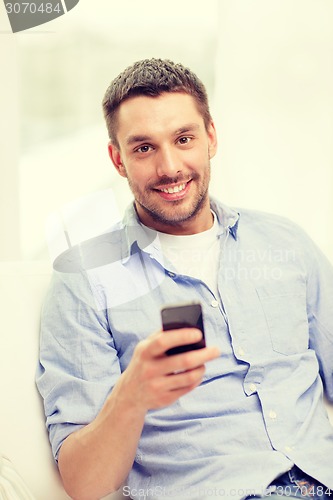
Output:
[161,301,206,356]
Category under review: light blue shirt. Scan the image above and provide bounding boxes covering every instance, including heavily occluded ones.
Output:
[36,199,333,499]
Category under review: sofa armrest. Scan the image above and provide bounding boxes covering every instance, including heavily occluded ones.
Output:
[0,261,124,499]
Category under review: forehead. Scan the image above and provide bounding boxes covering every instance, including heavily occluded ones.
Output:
[115,92,205,143]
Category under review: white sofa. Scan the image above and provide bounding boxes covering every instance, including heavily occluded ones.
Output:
[1,260,332,499]
[0,260,124,500]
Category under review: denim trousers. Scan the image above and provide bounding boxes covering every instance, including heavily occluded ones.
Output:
[263,466,332,500]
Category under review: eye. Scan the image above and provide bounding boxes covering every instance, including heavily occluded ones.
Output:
[135,145,153,154]
[178,136,192,145]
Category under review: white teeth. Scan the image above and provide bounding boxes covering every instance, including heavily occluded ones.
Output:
[161,183,186,194]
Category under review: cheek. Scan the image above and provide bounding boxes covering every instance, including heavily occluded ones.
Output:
[189,144,209,160]
[186,149,210,171]
[126,166,152,189]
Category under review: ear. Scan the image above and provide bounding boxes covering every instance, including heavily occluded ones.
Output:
[207,121,218,159]
[108,142,127,178]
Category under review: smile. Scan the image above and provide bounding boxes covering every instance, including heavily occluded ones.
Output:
[159,183,186,194]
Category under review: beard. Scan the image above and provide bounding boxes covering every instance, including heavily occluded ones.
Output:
[125,163,211,228]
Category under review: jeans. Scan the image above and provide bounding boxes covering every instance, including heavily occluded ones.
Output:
[264,466,332,500]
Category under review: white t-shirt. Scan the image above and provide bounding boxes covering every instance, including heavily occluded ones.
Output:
[142,212,221,297]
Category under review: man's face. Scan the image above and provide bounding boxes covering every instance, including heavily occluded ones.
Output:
[108,92,217,234]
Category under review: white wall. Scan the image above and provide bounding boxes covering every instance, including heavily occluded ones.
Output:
[1,1,332,263]
[0,10,21,260]
[1,0,218,261]
[211,0,333,261]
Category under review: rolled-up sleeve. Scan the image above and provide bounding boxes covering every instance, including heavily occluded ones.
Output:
[36,267,121,461]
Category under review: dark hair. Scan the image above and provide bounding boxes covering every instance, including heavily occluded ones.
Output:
[102,58,212,147]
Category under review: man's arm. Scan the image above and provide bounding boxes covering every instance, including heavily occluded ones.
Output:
[58,328,220,500]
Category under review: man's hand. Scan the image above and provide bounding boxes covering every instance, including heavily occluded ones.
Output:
[58,329,220,500]
[116,328,221,411]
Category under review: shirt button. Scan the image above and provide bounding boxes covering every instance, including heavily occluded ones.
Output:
[238,348,245,356]
[249,383,257,392]
[269,410,277,420]
[285,446,293,453]
[211,300,219,308]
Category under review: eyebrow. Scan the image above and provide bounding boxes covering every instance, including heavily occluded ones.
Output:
[125,123,200,146]
[174,123,200,135]
[126,134,152,146]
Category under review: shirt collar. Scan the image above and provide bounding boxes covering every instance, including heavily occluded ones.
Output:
[121,198,240,262]
[209,197,240,240]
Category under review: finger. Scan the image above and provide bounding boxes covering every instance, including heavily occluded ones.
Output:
[146,382,203,409]
[146,328,204,358]
[167,365,206,391]
[143,366,205,408]
[150,346,221,379]
[164,346,221,374]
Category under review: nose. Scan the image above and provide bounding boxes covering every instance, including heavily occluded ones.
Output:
[156,146,181,178]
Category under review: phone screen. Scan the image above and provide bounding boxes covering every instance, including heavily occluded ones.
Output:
[161,302,206,356]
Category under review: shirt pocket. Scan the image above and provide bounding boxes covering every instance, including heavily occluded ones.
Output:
[255,278,309,355]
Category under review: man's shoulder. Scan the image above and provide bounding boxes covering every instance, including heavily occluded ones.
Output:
[238,206,300,230]
[211,198,300,233]
[235,206,316,253]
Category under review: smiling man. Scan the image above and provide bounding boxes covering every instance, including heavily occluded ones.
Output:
[37,59,333,500]
[108,91,216,235]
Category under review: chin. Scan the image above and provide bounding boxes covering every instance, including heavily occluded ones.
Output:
[146,199,206,227]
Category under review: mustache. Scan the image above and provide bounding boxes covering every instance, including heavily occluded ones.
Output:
[149,175,194,189]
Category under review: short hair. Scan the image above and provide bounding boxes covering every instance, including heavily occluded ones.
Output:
[102,58,212,147]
